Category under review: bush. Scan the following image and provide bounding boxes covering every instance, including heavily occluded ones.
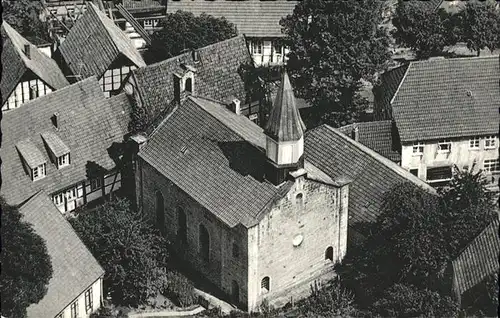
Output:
[163,271,197,307]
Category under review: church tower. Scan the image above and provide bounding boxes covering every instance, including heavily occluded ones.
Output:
[264,72,307,185]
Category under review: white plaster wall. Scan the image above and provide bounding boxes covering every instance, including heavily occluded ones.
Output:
[56,278,102,318]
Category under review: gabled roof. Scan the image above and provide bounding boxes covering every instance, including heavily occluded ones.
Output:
[1,77,131,206]
[264,72,306,142]
[304,125,435,226]
[131,35,252,119]
[19,191,104,318]
[377,56,500,142]
[41,131,71,157]
[166,0,299,38]
[452,217,500,296]
[339,120,401,163]
[58,2,146,79]
[16,139,47,169]
[1,22,69,105]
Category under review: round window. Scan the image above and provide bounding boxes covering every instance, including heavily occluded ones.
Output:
[293,234,303,247]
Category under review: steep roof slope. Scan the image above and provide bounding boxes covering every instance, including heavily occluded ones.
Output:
[131,35,252,118]
[452,217,500,296]
[305,125,435,226]
[1,77,131,205]
[58,2,145,79]
[1,22,69,105]
[378,56,500,142]
[20,191,104,318]
[166,0,298,38]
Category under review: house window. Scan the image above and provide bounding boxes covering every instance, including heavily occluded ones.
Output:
[143,19,153,28]
[437,140,451,153]
[427,166,453,182]
[261,276,270,294]
[485,136,497,149]
[66,188,77,201]
[412,142,424,155]
[295,192,304,207]
[32,163,46,181]
[70,300,78,318]
[29,85,39,99]
[199,224,210,262]
[253,41,263,55]
[325,246,334,261]
[85,287,93,313]
[53,193,64,205]
[232,243,239,258]
[57,153,70,168]
[483,159,500,173]
[409,169,418,177]
[90,177,102,191]
[185,77,193,93]
[469,137,480,149]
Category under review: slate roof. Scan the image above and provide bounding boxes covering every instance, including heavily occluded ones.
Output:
[1,77,131,206]
[304,125,435,226]
[166,0,299,38]
[58,2,146,79]
[20,191,104,318]
[16,139,47,169]
[41,131,71,157]
[452,217,500,296]
[264,72,306,142]
[339,120,401,163]
[376,56,500,142]
[131,35,252,119]
[1,22,69,105]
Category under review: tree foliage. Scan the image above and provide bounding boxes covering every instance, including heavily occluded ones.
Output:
[0,197,53,318]
[280,0,390,128]
[69,198,170,306]
[147,11,238,63]
[2,0,50,40]
[392,0,454,58]
[456,1,500,56]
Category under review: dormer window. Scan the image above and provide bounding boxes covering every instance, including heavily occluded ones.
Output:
[185,77,193,93]
[32,163,47,181]
[41,132,70,169]
[57,153,70,168]
[16,139,47,182]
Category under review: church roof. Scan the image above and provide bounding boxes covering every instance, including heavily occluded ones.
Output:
[264,72,306,142]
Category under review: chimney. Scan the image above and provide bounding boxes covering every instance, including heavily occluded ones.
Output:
[231,98,241,115]
[24,44,31,59]
[351,125,359,142]
[51,112,59,129]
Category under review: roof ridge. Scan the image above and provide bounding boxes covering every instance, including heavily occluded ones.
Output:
[411,55,500,65]
[322,125,437,194]
[87,2,121,60]
[390,63,412,105]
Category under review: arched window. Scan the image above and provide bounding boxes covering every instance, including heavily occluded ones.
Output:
[231,280,239,303]
[155,191,165,232]
[232,243,239,258]
[295,192,304,207]
[199,224,210,262]
[261,276,270,294]
[325,246,334,261]
[177,208,187,245]
[185,77,193,93]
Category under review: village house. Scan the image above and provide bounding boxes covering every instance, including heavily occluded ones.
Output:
[134,73,350,310]
[0,77,131,213]
[372,56,500,189]
[44,0,166,50]
[166,0,299,66]
[54,2,146,97]
[19,191,105,318]
[123,35,264,124]
[1,22,69,111]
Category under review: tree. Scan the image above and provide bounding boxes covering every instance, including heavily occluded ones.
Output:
[392,0,454,58]
[69,198,170,306]
[147,11,238,63]
[371,284,459,318]
[0,197,53,318]
[2,0,50,40]
[456,1,500,56]
[280,0,390,128]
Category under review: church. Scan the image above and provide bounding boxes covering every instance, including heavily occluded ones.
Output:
[133,72,350,311]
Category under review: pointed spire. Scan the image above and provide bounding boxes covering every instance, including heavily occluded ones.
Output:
[264,72,306,142]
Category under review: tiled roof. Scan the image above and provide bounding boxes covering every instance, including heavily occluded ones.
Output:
[338,120,401,162]
[1,22,69,105]
[58,2,146,79]
[1,77,131,206]
[131,35,252,119]
[264,72,306,142]
[452,217,500,296]
[20,191,104,318]
[377,56,500,142]
[304,125,435,226]
[41,131,71,157]
[16,139,47,169]
[166,0,299,38]
[139,95,291,228]
[122,0,165,11]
